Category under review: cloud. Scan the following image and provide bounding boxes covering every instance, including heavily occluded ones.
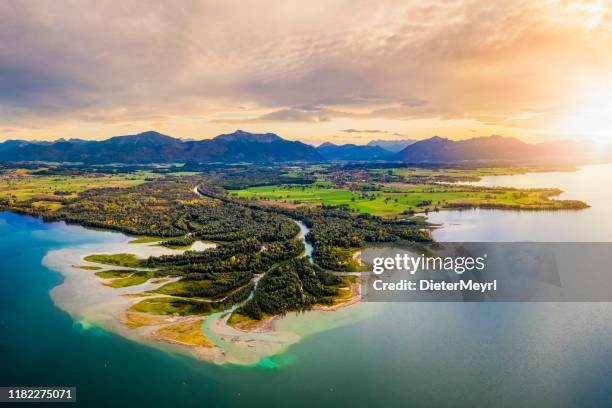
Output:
[339,129,410,138]
[212,106,354,124]
[2,0,612,138]
[341,129,388,134]
[212,101,434,124]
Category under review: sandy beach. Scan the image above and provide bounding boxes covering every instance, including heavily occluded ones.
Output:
[44,231,366,366]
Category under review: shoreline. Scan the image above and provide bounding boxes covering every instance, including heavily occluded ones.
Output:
[313,282,362,311]
[43,228,364,366]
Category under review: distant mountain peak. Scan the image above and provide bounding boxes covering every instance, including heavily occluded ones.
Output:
[134,131,177,141]
[317,141,394,161]
[428,135,448,142]
[367,138,417,153]
[214,130,283,143]
[396,134,549,164]
[106,131,179,145]
[136,130,171,138]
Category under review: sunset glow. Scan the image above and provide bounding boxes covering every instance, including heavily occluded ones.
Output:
[555,80,612,143]
[1,1,612,145]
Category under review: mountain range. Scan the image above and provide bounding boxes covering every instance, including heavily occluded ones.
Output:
[316,142,394,161]
[396,135,609,164]
[0,131,608,165]
[0,130,321,164]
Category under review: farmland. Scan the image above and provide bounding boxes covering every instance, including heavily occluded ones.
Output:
[0,168,155,208]
[230,182,587,216]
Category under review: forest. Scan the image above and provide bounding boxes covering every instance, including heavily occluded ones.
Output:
[235,258,343,320]
[285,206,431,271]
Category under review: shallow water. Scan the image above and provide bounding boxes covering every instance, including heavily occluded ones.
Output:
[1,164,612,407]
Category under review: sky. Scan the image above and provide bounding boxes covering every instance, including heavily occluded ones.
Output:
[2,0,612,145]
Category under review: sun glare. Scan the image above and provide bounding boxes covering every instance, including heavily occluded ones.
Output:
[558,81,612,144]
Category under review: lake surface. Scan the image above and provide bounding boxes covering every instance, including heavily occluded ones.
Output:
[428,163,612,241]
[1,164,612,407]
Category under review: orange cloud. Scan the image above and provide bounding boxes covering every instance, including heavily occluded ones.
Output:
[1,0,612,142]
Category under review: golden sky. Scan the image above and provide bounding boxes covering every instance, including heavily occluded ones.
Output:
[1,0,612,145]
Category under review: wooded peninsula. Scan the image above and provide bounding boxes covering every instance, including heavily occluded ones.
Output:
[0,163,588,326]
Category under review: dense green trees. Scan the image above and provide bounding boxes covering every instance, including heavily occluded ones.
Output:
[195,177,433,273]
[31,177,301,240]
[236,258,342,320]
[280,206,431,271]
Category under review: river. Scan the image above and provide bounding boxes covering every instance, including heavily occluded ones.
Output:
[194,184,314,258]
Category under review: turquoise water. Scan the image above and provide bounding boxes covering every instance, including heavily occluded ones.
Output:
[2,165,612,407]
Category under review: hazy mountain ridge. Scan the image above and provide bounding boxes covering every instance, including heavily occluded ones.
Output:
[367,139,417,152]
[213,130,283,143]
[316,142,394,160]
[396,135,610,164]
[0,132,608,165]
[0,130,322,164]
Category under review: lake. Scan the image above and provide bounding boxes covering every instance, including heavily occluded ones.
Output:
[1,163,611,407]
[428,163,612,242]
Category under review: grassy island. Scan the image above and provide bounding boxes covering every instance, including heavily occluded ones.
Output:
[84,254,145,268]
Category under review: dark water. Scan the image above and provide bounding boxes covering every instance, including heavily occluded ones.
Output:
[2,165,612,407]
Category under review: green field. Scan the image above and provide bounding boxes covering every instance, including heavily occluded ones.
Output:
[130,296,215,316]
[101,271,159,288]
[72,264,102,270]
[128,236,175,244]
[231,183,587,216]
[94,270,134,279]
[0,169,156,207]
[84,253,145,268]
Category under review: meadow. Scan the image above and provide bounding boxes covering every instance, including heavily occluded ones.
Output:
[0,168,155,210]
[231,182,587,216]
